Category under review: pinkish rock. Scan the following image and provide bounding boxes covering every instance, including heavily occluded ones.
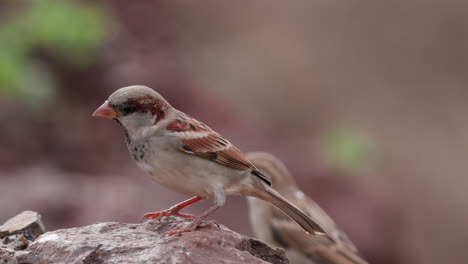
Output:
[26,216,288,264]
[0,211,45,241]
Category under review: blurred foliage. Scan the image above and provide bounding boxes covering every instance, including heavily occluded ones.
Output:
[321,125,376,175]
[0,0,110,107]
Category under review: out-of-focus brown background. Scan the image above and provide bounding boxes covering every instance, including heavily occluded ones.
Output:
[1,1,466,263]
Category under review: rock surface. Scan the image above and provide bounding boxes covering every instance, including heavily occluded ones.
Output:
[1,211,46,264]
[19,216,288,264]
[0,211,45,241]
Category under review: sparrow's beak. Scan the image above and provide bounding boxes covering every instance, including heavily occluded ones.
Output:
[92,101,118,119]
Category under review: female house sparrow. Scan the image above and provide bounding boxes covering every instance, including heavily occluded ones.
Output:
[92,85,326,236]
[246,152,367,264]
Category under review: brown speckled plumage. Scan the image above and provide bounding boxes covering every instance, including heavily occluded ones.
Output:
[246,152,368,264]
[94,85,327,237]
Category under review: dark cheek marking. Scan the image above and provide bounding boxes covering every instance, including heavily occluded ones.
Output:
[126,95,167,123]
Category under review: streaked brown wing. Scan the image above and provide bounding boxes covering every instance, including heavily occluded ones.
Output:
[180,135,254,171]
[166,113,271,185]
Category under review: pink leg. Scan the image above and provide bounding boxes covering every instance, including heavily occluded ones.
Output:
[162,204,220,237]
[141,196,203,222]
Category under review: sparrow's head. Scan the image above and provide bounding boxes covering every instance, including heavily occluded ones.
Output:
[93,85,173,136]
[246,152,297,188]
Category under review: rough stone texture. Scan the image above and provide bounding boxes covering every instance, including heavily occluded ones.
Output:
[24,216,288,264]
[13,250,35,264]
[0,211,45,241]
[0,211,46,264]
[2,234,29,251]
[0,247,17,264]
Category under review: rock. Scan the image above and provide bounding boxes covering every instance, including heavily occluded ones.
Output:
[2,235,29,251]
[0,211,45,264]
[24,216,288,264]
[13,251,36,264]
[0,211,45,241]
[0,248,17,264]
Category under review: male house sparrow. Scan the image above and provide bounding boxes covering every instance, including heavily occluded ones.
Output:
[246,152,367,264]
[93,85,326,236]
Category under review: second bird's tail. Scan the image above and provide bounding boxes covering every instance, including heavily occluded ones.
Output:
[256,186,326,236]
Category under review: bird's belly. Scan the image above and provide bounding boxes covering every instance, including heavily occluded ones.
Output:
[136,143,246,198]
[136,155,203,196]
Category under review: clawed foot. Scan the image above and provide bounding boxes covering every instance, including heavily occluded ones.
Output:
[161,220,219,237]
[140,210,196,223]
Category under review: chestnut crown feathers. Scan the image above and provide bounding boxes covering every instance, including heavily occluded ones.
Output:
[107,85,172,120]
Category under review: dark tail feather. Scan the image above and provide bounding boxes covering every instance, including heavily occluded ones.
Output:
[260,187,326,235]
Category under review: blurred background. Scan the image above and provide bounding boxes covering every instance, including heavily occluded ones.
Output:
[1,1,467,263]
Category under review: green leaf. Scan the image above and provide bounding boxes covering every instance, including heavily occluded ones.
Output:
[0,0,111,104]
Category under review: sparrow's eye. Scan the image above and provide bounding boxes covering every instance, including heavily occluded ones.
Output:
[119,103,137,115]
